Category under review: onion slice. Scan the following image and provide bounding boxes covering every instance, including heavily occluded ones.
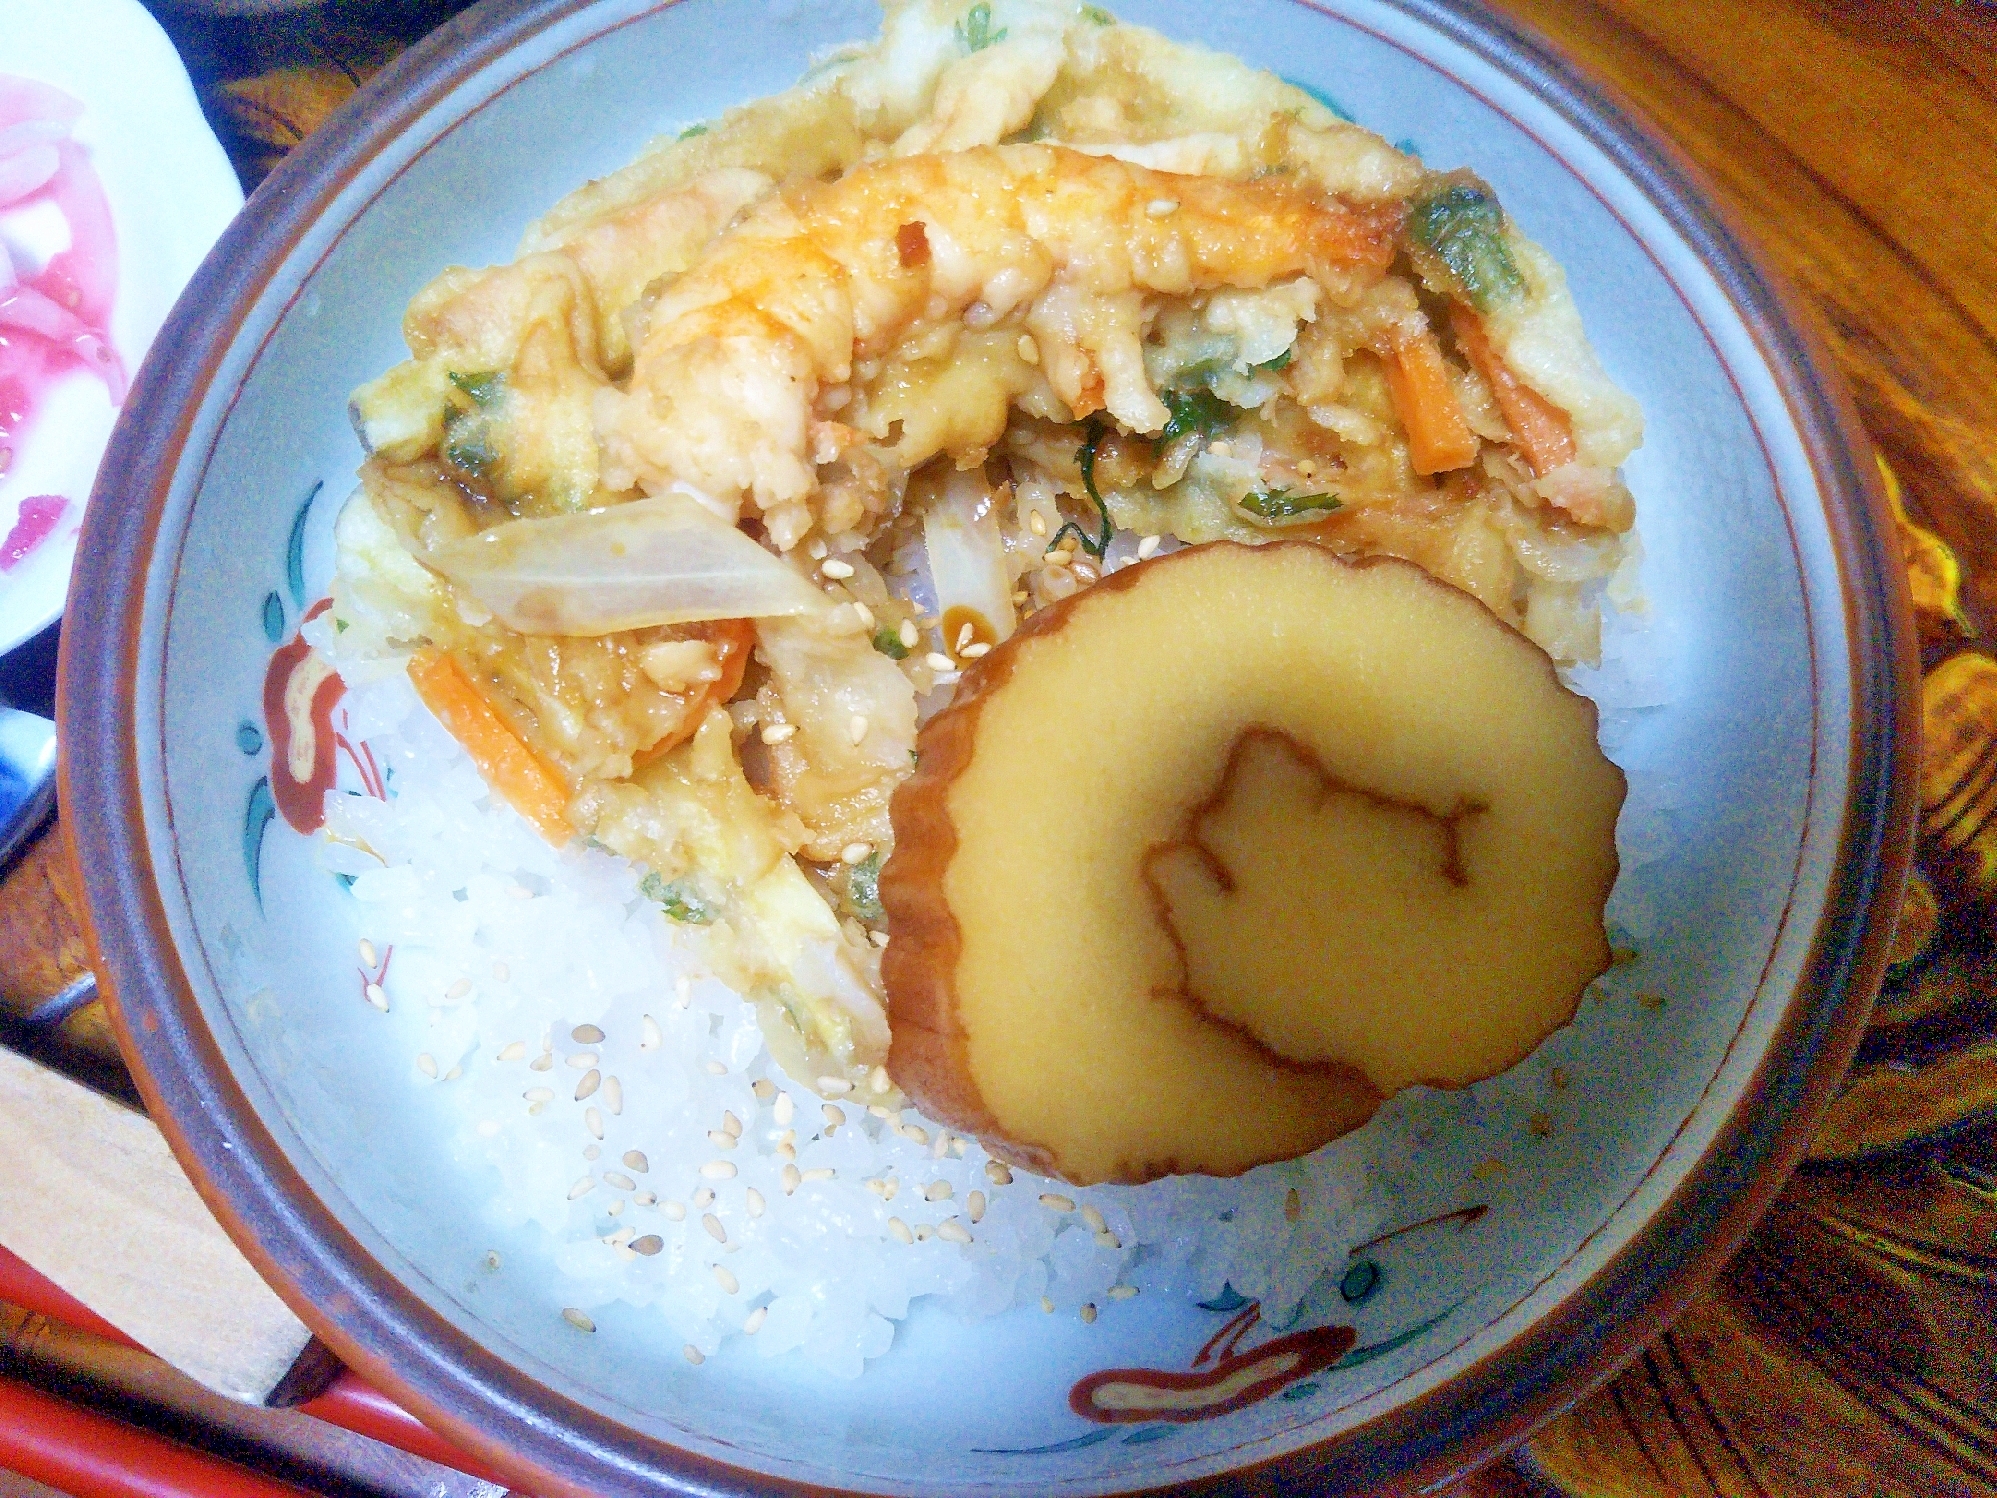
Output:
[427,492,827,636]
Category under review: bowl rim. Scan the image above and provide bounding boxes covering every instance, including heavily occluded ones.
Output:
[57,0,1920,1492]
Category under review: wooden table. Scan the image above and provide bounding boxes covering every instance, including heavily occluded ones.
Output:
[5,1,1994,1492]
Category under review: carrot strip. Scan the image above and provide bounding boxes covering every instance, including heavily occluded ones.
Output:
[406,648,572,843]
[1449,302,1577,477]
[631,618,756,769]
[1383,327,1480,476]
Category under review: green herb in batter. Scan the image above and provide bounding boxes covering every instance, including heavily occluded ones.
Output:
[1238,487,1342,524]
[641,871,717,924]
[1407,183,1524,311]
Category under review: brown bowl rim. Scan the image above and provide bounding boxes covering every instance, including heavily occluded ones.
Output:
[57,0,1919,1493]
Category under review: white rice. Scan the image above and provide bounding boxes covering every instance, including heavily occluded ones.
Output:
[309,635,1395,1378]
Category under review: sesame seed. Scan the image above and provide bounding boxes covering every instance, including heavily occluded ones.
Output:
[1137,534,1162,560]
[604,1171,636,1191]
[575,1069,601,1101]
[882,1177,900,1201]
[743,1306,768,1334]
[677,977,693,1009]
[851,600,877,632]
[1017,333,1040,365]
[1095,1230,1121,1250]
[663,1200,687,1221]
[498,1041,527,1062]
[760,722,798,745]
[417,1053,438,1078]
[925,651,956,671]
[567,1053,598,1070]
[529,1053,553,1072]
[901,1124,929,1146]
[782,1165,802,1195]
[702,1213,727,1243]
[1146,197,1178,217]
[358,939,377,967]
[937,1219,973,1244]
[632,1235,664,1256]
[446,978,472,1001]
[746,1188,766,1218]
[640,1015,662,1051]
[708,1130,737,1149]
[869,1066,892,1095]
[1027,510,1048,537]
[888,1217,914,1244]
[1081,1303,1098,1324]
[606,1201,624,1218]
[563,1308,595,1333]
[986,1161,1013,1186]
[583,1143,601,1161]
[572,1024,604,1044]
[951,1138,968,1157]
[932,1132,951,1159]
[968,1190,986,1223]
[1040,1194,1075,1213]
[364,983,388,1012]
[774,1093,795,1125]
[1081,1204,1107,1234]
[823,1104,847,1128]
[818,1076,854,1095]
[898,618,920,649]
[635,1190,657,1206]
[704,1060,727,1076]
[603,1225,635,1247]
[961,642,991,658]
[524,1087,555,1104]
[752,1079,777,1102]
[568,1177,596,1200]
[684,1344,704,1365]
[840,841,872,865]
[956,622,975,651]
[925,1179,953,1202]
[483,1250,501,1270]
[802,1167,836,1183]
[701,1160,738,1180]
[1109,1285,1138,1300]
[1041,1297,1055,1314]
[821,557,855,579]
[722,1110,743,1137]
[1209,439,1233,458]
[1285,1188,1302,1221]
[585,1107,605,1139]
[624,1150,649,1173]
[712,1265,740,1294]
[919,1224,936,1240]
[849,714,869,744]
[693,1187,715,1208]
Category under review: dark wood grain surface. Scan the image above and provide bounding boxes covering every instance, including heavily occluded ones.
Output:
[3,1,1990,1492]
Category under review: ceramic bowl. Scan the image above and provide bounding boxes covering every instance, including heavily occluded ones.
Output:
[60,0,1917,1493]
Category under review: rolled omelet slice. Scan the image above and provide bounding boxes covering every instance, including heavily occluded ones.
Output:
[880,541,1624,1185]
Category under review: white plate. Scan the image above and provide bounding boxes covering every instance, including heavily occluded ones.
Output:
[1,0,240,655]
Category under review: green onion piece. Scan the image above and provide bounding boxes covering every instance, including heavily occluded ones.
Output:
[447,370,505,407]
[872,625,909,659]
[640,870,718,924]
[1160,387,1234,445]
[1406,183,1524,311]
[1053,420,1113,559]
[1080,3,1115,22]
[1238,488,1342,524]
[1252,348,1294,373]
[846,852,884,921]
[956,1,1007,50]
[678,123,709,140]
